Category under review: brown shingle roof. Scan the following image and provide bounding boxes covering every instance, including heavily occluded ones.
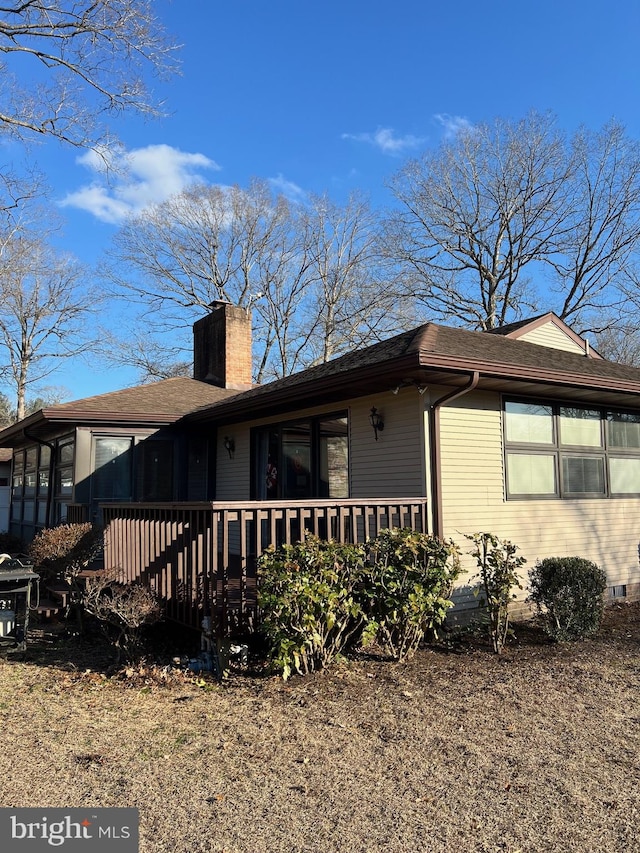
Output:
[186,321,640,424]
[50,377,239,418]
[0,378,240,445]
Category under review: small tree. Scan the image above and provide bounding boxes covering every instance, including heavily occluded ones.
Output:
[467,533,526,654]
[528,556,607,641]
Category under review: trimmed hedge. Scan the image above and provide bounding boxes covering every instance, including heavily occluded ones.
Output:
[528,556,607,641]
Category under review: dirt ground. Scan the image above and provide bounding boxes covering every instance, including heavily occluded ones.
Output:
[1,604,639,853]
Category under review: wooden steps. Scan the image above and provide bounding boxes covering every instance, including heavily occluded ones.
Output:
[35,598,63,619]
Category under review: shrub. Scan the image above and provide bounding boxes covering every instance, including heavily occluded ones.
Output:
[29,522,103,631]
[360,528,460,661]
[83,568,163,663]
[528,556,607,641]
[467,533,526,654]
[258,536,368,679]
[28,523,103,583]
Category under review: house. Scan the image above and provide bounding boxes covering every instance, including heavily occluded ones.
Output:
[1,302,640,630]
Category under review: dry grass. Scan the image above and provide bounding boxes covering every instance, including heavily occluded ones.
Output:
[1,604,639,853]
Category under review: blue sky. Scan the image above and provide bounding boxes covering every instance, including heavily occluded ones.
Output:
[8,0,640,400]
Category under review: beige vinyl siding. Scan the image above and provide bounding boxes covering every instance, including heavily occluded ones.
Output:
[214,390,426,502]
[350,391,425,498]
[215,424,251,500]
[438,390,640,613]
[518,322,586,354]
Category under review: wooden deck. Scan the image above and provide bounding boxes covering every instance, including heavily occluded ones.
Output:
[100,499,429,636]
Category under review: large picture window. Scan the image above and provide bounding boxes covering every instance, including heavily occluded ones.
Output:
[504,399,640,499]
[252,413,349,500]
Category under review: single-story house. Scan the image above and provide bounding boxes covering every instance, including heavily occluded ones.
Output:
[1,301,640,631]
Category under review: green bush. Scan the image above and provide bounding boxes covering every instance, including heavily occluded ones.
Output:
[360,528,460,661]
[467,533,526,654]
[528,556,607,641]
[258,529,460,677]
[257,536,368,679]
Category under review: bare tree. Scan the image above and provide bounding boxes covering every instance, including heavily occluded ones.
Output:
[0,231,99,420]
[103,179,294,379]
[100,326,192,382]
[297,192,400,364]
[550,122,640,331]
[104,183,397,382]
[595,324,640,366]
[0,0,178,148]
[386,113,640,332]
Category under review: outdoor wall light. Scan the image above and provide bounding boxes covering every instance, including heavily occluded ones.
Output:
[223,436,235,459]
[369,407,384,441]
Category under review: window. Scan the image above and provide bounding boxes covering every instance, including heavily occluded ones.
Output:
[93,437,133,502]
[252,413,349,500]
[10,438,70,536]
[504,399,640,499]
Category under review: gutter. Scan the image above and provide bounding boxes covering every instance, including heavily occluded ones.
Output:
[429,371,480,540]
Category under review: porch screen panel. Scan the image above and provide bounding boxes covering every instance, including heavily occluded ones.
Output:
[93,437,133,501]
[142,440,173,501]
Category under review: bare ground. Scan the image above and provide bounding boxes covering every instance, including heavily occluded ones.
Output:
[1,604,639,853]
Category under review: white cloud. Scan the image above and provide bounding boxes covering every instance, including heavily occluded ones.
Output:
[61,143,220,224]
[433,113,474,139]
[268,173,308,203]
[342,127,426,156]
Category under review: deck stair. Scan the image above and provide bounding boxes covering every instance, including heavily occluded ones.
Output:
[44,580,73,609]
[34,580,74,620]
[35,597,64,619]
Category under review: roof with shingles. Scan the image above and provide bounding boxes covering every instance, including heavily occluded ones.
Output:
[48,377,239,417]
[0,378,240,445]
[185,320,640,424]
[3,317,640,445]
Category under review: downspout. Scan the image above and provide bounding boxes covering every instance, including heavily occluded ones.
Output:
[23,428,56,529]
[429,371,480,540]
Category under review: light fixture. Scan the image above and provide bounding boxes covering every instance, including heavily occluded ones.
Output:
[223,436,235,459]
[369,406,384,441]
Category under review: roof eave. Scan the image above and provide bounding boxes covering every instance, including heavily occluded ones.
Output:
[419,353,640,396]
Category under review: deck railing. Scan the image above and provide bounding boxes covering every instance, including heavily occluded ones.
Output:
[101,498,429,636]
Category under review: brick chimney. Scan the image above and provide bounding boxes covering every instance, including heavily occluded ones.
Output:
[193,301,252,390]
